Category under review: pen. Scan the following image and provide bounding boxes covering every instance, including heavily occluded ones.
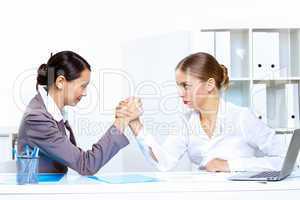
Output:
[35,148,40,158]
[31,147,40,158]
[25,144,30,157]
[31,147,36,158]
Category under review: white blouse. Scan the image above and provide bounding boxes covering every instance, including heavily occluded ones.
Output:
[135,99,285,172]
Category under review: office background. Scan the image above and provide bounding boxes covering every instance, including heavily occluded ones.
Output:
[0,0,300,173]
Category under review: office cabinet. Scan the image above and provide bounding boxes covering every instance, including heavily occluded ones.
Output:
[252,83,267,123]
[286,83,300,128]
[195,28,300,132]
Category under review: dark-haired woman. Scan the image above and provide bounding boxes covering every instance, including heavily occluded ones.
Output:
[18,51,141,175]
[119,52,284,172]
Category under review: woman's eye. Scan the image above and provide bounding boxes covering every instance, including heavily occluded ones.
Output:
[183,84,191,89]
[177,83,191,90]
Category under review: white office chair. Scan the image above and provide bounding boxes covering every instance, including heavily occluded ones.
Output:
[0,160,17,173]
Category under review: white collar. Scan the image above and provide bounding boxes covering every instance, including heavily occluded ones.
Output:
[38,85,67,122]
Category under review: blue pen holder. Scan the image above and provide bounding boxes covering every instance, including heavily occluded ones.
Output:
[16,156,39,185]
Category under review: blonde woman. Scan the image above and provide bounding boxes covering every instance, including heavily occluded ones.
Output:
[117,52,284,172]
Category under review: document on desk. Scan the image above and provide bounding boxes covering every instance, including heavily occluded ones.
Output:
[88,174,160,184]
[38,173,65,183]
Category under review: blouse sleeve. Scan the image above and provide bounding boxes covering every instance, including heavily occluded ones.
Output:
[227,108,285,172]
[134,115,190,171]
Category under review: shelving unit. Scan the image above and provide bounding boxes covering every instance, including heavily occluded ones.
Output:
[0,127,18,163]
[196,28,300,132]
[224,80,251,107]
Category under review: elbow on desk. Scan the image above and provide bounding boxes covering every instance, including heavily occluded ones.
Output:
[76,168,98,176]
[73,163,101,176]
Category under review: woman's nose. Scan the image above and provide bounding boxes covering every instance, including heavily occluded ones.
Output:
[178,87,186,97]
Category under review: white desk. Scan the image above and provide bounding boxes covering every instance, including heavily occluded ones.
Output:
[1,171,300,200]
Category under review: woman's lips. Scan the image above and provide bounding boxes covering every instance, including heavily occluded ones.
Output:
[183,100,190,105]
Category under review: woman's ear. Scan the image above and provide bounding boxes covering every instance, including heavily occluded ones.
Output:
[55,75,66,90]
[206,78,216,93]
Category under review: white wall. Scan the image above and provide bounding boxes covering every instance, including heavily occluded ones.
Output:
[0,0,300,172]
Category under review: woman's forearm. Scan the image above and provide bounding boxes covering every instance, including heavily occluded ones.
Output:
[129,119,143,136]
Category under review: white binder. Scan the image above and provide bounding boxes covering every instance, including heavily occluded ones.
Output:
[278,31,289,78]
[215,32,231,77]
[252,83,267,123]
[253,32,280,79]
[285,83,300,128]
[231,31,248,78]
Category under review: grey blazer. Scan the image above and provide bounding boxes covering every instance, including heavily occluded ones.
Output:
[18,93,129,175]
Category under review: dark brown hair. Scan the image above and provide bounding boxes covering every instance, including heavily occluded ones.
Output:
[36,51,91,90]
[175,52,229,90]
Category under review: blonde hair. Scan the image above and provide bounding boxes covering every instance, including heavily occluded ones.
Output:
[176,52,229,90]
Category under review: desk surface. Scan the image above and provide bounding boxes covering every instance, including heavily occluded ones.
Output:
[1,171,300,199]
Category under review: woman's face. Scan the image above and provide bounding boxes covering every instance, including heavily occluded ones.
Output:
[63,68,91,106]
[175,69,211,110]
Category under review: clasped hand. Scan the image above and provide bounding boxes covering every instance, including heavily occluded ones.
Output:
[115,97,143,125]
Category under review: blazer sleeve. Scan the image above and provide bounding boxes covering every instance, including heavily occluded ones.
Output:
[23,113,129,175]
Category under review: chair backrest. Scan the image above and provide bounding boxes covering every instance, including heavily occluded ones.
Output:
[0,160,16,173]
